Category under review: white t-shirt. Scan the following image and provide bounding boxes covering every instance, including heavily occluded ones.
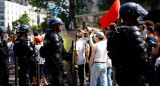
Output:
[35,45,45,64]
[7,42,14,50]
[76,39,86,65]
[94,40,107,63]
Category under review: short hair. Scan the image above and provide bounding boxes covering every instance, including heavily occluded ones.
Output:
[99,37,103,40]
[145,20,154,27]
[34,32,38,36]
[110,23,117,30]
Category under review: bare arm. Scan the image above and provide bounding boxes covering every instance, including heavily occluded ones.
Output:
[89,33,94,47]
[89,44,97,74]
[86,43,90,64]
[152,37,159,55]
[75,50,78,65]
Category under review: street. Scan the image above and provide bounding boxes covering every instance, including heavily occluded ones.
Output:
[8,63,90,86]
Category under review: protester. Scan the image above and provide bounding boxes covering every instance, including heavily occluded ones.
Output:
[89,32,107,86]
[154,23,160,85]
[75,33,87,86]
[7,37,14,69]
[104,27,112,86]
[34,36,46,86]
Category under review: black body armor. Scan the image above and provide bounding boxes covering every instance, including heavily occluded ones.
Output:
[0,37,9,85]
[107,25,154,86]
[13,36,35,86]
[40,33,66,71]
[14,36,35,58]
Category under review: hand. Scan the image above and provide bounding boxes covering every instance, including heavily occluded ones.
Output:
[87,60,89,64]
[75,62,77,65]
[90,32,93,38]
[89,68,91,74]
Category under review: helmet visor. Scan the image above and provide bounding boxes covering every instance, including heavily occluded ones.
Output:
[136,4,148,17]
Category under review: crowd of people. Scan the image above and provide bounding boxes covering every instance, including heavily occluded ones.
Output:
[0,1,160,86]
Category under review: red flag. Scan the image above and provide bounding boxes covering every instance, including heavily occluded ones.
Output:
[99,0,120,30]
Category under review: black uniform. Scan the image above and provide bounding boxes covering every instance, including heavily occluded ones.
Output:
[107,25,154,86]
[13,36,35,86]
[107,2,155,86]
[0,36,9,86]
[40,33,66,86]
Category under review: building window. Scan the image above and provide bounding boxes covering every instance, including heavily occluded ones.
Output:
[87,7,91,14]
[0,16,4,19]
[0,9,4,13]
[0,22,4,26]
[97,0,103,4]
[0,2,4,6]
[86,0,92,4]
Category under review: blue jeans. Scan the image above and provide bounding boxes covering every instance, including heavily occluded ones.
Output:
[97,67,112,86]
[107,67,112,86]
[8,50,14,63]
[90,63,107,86]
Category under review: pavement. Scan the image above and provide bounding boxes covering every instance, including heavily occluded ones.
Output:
[8,63,90,86]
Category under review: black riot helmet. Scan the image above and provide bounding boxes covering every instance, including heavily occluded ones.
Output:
[120,2,148,24]
[0,28,6,33]
[48,17,63,31]
[0,28,6,37]
[19,24,30,32]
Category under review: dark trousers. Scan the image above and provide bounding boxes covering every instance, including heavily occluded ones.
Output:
[19,59,30,86]
[0,59,9,86]
[0,70,9,85]
[78,64,85,85]
[51,70,64,86]
[156,66,160,86]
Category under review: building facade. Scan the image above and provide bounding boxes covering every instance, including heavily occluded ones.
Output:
[0,0,46,32]
[75,0,160,29]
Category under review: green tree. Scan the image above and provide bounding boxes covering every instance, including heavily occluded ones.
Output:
[57,11,69,30]
[12,20,20,31]
[25,0,86,14]
[39,18,48,30]
[25,0,69,12]
[18,11,30,26]
[12,11,30,31]
[31,25,39,31]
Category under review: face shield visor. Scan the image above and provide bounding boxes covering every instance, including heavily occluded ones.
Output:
[136,4,148,17]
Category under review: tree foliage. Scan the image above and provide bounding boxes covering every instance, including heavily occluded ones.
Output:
[30,25,39,31]
[38,18,48,31]
[18,12,30,25]
[25,0,86,14]
[97,0,143,11]
[25,0,69,12]
[57,11,69,30]
[12,20,19,31]
[12,11,30,31]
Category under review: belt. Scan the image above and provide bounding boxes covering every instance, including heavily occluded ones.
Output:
[94,62,106,63]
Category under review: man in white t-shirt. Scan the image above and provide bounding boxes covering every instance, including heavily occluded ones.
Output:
[89,32,107,86]
[75,34,86,86]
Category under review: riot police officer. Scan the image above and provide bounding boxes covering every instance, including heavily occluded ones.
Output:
[40,17,66,86]
[13,24,35,86]
[0,28,12,86]
[107,2,154,86]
